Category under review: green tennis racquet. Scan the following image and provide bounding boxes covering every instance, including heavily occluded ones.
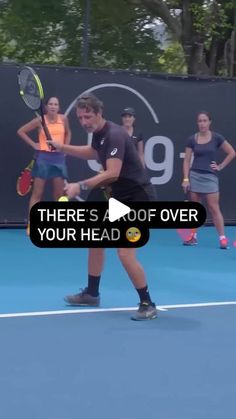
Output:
[17,66,55,148]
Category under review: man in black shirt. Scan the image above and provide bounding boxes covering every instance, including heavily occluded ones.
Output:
[49,94,157,321]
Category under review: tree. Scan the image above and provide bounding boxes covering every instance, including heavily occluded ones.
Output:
[87,0,162,70]
[158,42,187,73]
[0,0,73,63]
[2,0,234,75]
[0,0,163,71]
[128,0,236,75]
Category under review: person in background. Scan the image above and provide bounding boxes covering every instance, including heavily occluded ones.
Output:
[182,111,235,249]
[17,97,71,233]
[121,107,145,167]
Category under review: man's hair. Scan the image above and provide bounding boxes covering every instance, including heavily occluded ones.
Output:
[76,93,104,114]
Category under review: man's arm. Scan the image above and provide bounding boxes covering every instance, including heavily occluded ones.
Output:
[63,116,71,145]
[65,158,122,198]
[65,128,125,198]
[47,139,98,160]
[82,158,122,189]
[62,144,98,160]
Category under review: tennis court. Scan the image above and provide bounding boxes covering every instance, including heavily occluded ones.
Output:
[0,227,235,419]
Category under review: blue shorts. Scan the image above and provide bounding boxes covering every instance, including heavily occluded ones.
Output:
[32,151,68,180]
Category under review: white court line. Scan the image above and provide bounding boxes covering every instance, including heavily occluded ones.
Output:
[0,301,236,319]
[0,306,166,319]
[164,301,236,309]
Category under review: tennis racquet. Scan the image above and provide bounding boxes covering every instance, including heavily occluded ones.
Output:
[17,66,54,148]
[16,157,36,196]
[59,181,109,203]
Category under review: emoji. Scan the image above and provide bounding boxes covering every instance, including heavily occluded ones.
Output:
[126,227,141,243]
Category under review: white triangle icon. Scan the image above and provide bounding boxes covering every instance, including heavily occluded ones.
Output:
[108,198,131,222]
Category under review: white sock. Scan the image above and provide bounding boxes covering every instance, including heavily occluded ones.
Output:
[219,235,226,240]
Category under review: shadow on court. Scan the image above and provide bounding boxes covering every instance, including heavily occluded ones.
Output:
[0,227,236,418]
[0,306,236,419]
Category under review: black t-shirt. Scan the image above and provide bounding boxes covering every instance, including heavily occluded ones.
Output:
[129,128,143,149]
[92,121,152,200]
[186,131,225,174]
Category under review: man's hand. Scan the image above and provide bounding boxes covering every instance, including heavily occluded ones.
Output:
[47,140,62,151]
[64,182,80,199]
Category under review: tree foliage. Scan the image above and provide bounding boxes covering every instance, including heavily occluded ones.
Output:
[1,0,236,75]
[0,0,162,71]
[129,0,236,75]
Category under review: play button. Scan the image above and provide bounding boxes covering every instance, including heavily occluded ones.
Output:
[108,198,131,222]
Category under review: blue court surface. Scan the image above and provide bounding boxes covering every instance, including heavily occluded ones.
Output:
[0,227,236,419]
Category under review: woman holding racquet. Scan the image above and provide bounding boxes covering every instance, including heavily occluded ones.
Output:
[17,97,71,234]
[182,111,235,248]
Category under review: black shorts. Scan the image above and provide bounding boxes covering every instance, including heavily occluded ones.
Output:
[113,183,156,202]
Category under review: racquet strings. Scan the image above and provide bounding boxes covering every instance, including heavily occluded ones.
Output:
[18,67,42,110]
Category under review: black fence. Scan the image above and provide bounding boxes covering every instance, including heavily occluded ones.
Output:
[0,63,235,224]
